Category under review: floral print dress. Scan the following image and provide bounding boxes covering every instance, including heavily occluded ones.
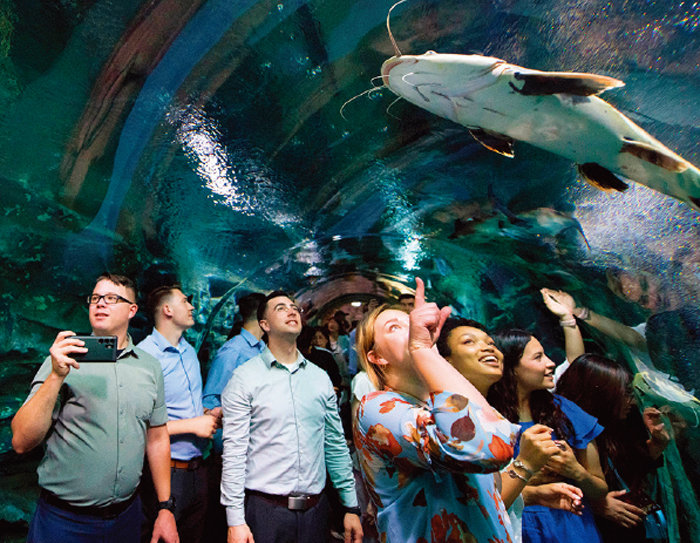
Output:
[354,390,521,543]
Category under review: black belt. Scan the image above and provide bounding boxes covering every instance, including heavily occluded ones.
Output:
[170,456,203,470]
[40,489,137,519]
[246,489,322,511]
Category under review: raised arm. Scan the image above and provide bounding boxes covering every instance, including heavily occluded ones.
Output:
[541,289,585,362]
[11,331,86,454]
[408,278,500,415]
[571,301,647,351]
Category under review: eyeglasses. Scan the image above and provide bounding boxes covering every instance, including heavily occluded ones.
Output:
[272,303,302,314]
[87,293,135,305]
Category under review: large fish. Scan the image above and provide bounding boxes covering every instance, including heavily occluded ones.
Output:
[380,51,700,210]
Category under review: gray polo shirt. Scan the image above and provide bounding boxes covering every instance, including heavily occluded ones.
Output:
[25,338,168,507]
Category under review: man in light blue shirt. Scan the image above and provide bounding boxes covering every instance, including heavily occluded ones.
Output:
[202,292,266,419]
[138,285,220,543]
[221,291,362,543]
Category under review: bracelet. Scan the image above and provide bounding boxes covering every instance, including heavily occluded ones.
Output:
[575,306,590,321]
[559,317,577,328]
[343,506,362,516]
[512,459,535,477]
[507,468,530,483]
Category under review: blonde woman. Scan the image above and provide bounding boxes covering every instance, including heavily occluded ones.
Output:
[353,278,520,542]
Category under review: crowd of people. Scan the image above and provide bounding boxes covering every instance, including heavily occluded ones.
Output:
[10,271,674,543]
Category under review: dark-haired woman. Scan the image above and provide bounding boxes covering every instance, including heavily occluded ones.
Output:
[556,354,670,542]
[437,318,584,543]
[489,329,608,543]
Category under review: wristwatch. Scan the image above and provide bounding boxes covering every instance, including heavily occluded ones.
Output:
[343,505,362,516]
[157,496,176,513]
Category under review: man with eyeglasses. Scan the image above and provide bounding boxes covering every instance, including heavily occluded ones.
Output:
[137,284,220,543]
[221,291,362,543]
[11,273,178,543]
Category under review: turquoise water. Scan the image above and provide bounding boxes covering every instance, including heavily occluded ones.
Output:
[0,0,698,539]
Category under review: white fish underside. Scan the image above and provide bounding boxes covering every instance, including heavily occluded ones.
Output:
[381,53,700,210]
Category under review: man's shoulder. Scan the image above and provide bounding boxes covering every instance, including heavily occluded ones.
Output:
[213,334,250,361]
[130,344,162,369]
[135,333,158,355]
[220,334,246,351]
[231,352,266,376]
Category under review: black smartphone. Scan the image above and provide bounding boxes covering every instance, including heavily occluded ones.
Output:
[70,335,118,362]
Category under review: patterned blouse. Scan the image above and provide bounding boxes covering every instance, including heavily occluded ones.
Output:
[354,390,521,543]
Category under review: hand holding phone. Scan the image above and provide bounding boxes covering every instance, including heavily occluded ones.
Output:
[69,335,118,362]
[50,331,88,376]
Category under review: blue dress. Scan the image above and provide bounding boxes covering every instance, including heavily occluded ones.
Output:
[517,394,605,543]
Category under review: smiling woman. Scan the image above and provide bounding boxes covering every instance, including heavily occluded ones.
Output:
[489,329,608,543]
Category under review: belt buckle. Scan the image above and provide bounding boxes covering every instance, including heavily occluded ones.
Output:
[287,495,309,511]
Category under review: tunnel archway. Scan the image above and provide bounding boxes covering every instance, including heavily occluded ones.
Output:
[0,0,699,540]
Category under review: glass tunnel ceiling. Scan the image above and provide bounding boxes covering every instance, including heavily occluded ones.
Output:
[0,0,698,336]
[0,0,700,538]
[1,0,698,301]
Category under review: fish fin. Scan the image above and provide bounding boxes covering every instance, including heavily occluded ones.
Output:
[621,139,689,173]
[509,71,624,96]
[469,128,515,158]
[577,163,629,192]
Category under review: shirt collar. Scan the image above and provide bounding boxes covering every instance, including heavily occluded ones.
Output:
[240,328,264,349]
[118,334,138,359]
[149,328,185,353]
[260,346,308,370]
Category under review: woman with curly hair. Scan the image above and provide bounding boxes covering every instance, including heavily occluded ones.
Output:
[488,329,608,543]
[353,279,520,543]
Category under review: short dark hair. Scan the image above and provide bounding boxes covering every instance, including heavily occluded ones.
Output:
[226,292,267,339]
[436,318,488,358]
[398,293,415,302]
[257,290,295,323]
[146,284,182,319]
[239,292,267,322]
[95,272,137,302]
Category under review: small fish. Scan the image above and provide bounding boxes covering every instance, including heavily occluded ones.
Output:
[379,2,700,210]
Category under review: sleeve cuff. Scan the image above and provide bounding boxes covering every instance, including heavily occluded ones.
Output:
[338,489,359,508]
[202,396,219,410]
[226,507,246,527]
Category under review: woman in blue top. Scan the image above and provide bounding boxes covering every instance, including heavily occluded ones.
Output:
[488,329,608,543]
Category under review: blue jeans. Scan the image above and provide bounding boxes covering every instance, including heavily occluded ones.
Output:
[27,494,142,543]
